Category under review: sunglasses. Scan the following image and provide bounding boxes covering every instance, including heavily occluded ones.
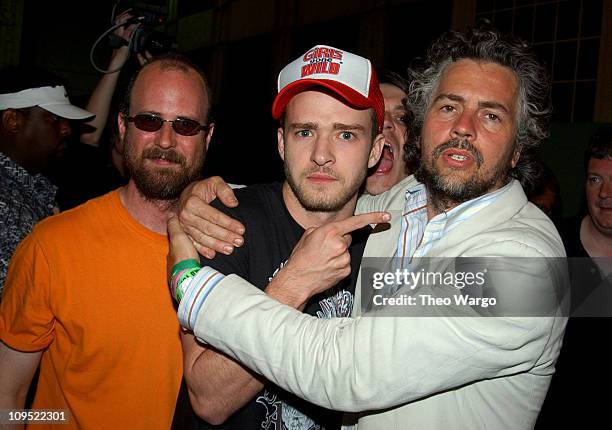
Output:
[124,114,208,136]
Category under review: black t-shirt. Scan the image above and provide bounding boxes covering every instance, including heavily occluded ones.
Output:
[178,182,370,430]
[536,215,612,429]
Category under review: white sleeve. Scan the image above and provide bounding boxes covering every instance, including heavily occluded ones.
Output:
[192,273,560,412]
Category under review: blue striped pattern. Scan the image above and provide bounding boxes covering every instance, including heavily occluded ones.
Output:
[397,181,513,260]
[177,266,226,331]
[395,183,428,264]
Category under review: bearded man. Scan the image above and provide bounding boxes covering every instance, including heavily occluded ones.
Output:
[0,53,214,429]
[169,26,567,429]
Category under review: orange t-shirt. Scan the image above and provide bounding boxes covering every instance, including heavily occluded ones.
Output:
[0,190,182,429]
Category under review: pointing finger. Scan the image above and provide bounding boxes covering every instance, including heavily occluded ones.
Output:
[334,212,391,236]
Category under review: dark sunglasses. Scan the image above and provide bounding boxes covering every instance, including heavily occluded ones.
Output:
[124,114,208,136]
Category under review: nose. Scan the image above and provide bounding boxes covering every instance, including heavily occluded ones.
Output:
[450,110,476,141]
[311,135,334,166]
[600,178,612,198]
[383,111,395,133]
[156,121,176,149]
[59,118,72,137]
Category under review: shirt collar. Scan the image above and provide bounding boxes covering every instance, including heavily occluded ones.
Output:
[399,180,513,258]
[428,180,513,226]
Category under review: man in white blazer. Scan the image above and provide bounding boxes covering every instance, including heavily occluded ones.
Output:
[168,25,567,429]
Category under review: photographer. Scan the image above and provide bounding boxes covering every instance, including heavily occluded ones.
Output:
[52,10,154,210]
[81,9,151,149]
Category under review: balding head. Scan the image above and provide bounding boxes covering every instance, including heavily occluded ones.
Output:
[122,54,212,123]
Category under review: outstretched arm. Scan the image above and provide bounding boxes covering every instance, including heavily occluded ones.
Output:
[190,276,560,412]
[172,235,564,413]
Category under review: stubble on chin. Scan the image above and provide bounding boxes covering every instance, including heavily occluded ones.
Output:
[415,155,511,213]
[285,166,364,213]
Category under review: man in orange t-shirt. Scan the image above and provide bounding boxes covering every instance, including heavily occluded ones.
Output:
[0,53,214,429]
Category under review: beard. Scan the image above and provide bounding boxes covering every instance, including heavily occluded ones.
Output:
[414,138,512,212]
[123,134,205,201]
[285,164,366,212]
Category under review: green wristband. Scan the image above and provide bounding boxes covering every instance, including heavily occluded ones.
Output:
[175,267,201,302]
[171,259,201,278]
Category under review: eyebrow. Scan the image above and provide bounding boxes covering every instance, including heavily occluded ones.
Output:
[587,169,609,176]
[288,122,317,130]
[288,122,366,132]
[434,93,511,114]
[333,123,366,132]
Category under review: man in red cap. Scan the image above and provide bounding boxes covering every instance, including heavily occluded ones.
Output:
[175,45,387,429]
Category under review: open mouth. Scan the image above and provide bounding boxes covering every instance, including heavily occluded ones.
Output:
[375,143,395,174]
[149,155,178,164]
[441,148,475,169]
[432,139,483,169]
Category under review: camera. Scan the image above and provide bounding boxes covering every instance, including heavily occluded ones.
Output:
[91,2,176,73]
[106,6,174,56]
[128,9,173,56]
[130,26,173,56]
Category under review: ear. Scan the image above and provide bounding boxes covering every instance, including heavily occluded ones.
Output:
[511,148,521,168]
[118,112,127,141]
[1,109,23,134]
[277,127,285,161]
[367,132,385,169]
[204,123,215,151]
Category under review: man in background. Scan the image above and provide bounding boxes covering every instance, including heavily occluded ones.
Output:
[365,74,413,195]
[539,127,612,427]
[0,67,93,294]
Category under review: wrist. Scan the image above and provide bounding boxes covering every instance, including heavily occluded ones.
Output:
[109,47,130,68]
[170,258,201,302]
[265,270,309,310]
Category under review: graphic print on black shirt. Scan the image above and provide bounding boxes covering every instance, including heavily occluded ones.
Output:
[188,182,370,430]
